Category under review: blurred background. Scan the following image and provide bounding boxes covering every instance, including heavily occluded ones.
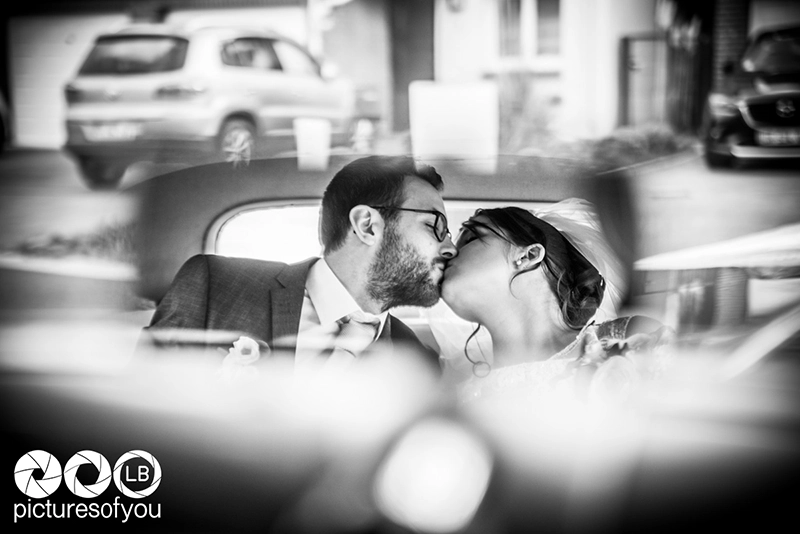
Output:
[1,1,799,532]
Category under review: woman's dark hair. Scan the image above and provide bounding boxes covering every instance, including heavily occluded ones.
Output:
[319,156,443,254]
[467,206,605,330]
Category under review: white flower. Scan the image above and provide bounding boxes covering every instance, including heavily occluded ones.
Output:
[220,336,269,382]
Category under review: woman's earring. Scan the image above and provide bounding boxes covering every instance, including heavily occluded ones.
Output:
[515,245,543,268]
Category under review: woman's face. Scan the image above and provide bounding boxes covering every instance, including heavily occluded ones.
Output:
[440,215,515,322]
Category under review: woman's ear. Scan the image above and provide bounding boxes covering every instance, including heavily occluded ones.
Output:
[349,205,383,246]
[514,244,545,269]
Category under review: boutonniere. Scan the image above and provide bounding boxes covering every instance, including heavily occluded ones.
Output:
[220,336,270,382]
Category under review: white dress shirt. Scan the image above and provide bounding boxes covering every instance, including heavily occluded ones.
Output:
[294,258,388,373]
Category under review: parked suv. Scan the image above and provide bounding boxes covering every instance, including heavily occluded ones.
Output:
[702,24,800,168]
[64,23,360,188]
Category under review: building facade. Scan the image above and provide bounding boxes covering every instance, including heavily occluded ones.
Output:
[4,0,800,150]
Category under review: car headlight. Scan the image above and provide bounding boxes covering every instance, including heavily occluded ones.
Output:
[707,93,740,118]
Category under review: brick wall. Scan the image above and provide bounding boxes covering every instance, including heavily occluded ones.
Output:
[713,0,751,90]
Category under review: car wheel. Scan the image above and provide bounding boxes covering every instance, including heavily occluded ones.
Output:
[77,157,127,189]
[219,119,256,167]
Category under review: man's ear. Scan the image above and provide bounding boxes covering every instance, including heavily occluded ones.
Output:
[514,244,545,269]
[349,205,384,246]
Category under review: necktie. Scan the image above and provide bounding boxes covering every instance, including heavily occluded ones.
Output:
[329,311,381,363]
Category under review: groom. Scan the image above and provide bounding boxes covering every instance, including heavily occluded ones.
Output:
[141,155,458,372]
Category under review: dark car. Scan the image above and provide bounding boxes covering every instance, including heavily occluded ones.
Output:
[702,24,800,168]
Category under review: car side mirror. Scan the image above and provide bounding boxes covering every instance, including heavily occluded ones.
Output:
[320,61,340,80]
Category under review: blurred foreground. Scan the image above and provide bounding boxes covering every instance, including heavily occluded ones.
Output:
[2,314,798,533]
[2,150,800,532]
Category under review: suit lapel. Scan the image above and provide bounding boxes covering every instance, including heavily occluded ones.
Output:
[270,258,317,350]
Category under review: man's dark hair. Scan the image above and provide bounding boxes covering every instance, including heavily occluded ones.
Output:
[319,156,443,254]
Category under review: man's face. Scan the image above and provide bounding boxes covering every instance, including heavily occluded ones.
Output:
[367,177,457,310]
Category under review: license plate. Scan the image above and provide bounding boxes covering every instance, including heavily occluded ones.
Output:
[82,122,142,142]
[756,129,800,146]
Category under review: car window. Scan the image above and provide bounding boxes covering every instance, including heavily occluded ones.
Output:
[208,200,552,263]
[272,40,320,76]
[742,28,800,74]
[213,203,323,263]
[221,38,280,70]
[78,36,189,75]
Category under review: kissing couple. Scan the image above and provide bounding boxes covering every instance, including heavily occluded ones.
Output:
[143,155,671,401]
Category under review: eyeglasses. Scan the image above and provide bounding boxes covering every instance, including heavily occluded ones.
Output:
[370,206,451,242]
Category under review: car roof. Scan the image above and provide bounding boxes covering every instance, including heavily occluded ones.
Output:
[103,22,288,42]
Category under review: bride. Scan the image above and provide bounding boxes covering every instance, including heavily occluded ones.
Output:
[430,199,673,403]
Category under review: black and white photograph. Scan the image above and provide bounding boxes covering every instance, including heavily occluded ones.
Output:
[2,0,799,532]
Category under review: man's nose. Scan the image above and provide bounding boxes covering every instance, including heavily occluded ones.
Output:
[439,234,457,259]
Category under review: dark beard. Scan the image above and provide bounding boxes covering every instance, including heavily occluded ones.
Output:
[367,223,441,311]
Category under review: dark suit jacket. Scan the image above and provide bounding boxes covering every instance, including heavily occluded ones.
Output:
[144,254,440,371]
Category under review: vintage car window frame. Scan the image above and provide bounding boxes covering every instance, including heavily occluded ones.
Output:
[204,199,323,261]
[205,199,552,325]
[205,198,553,260]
